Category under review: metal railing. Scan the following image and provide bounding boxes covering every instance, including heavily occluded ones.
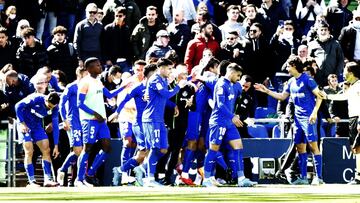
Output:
[0,120,17,187]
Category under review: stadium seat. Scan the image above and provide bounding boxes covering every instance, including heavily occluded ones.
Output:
[254,107,276,119]
[272,125,281,138]
[248,124,269,138]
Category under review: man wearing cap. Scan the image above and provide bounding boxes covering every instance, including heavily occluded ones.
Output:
[338,10,360,64]
[145,30,173,62]
[308,21,344,87]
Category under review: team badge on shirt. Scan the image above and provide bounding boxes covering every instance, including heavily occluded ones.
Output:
[156,83,163,90]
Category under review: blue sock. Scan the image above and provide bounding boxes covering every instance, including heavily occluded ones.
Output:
[216,151,227,170]
[25,163,35,182]
[195,150,205,168]
[121,158,139,172]
[60,152,77,172]
[148,148,165,178]
[236,149,245,178]
[42,160,52,181]
[121,146,132,166]
[227,149,237,179]
[182,148,195,173]
[298,153,308,179]
[313,154,322,179]
[204,149,217,178]
[87,150,109,176]
[77,151,89,181]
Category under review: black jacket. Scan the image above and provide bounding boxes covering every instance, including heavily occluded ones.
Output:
[338,25,358,62]
[16,40,48,77]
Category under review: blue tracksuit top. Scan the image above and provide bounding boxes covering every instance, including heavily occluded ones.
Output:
[59,81,81,128]
[142,73,180,123]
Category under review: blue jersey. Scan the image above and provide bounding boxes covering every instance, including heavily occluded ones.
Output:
[60,81,81,129]
[284,73,317,118]
[116,82,146,123]
[209,77,236,125]
[15,93,59,144]
[142,73,180,122]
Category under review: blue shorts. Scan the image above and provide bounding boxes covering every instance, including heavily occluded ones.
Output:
[185,111,201,141]
[293,117,318,144]
[132,121,147,150]
[18,126,48,144]
[81,120,110,144]
[142,122,168,149]
[119,121,133,138]
[208,124,240,146]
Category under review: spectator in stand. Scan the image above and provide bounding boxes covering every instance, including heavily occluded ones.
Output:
[16,27,48,77]
[163,0,197,25]
[36,0,60,46]
[167,9,192,62]
[297,44,308,62]
[11,19,30,49]
[47,26,78,82]
[270,20,301,73]
[325,0,353,39]
[96,9,104,23]
[131,6,166,60]
[102,6,132,73]
[306,14,327,43]
[242,4,268,34]
[190,10,222,42]
[73,3,103,64]
[219,5,246,41]
[2,5,18,37]
[184,22,219,74]
[145,30,173,62]
[218,31,246,67]
[102,0,141,31]
[308,21,344,87]
[323,74,349,137]
[295,0,326,36]
[338,10,360,64]
[2,67,35,118]
[258,0,289,41]
[0,27,17,69]
[56,0,79,41]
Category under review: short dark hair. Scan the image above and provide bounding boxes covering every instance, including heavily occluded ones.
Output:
[200,22,212,32]
[147,6,157,13]
[0,27,8,36]
[134,60,147,66]
[109,65,122,76]
[165,50,179,64]
[47,92,60,105]
[287,55,304,73]
[84,57,99,69]
[157,57,173,67]
[251,22,263,33]
[203,57,220,72]
[284,20,295,28]
[226,63,243,73]
[242,75,253,84]
[144,64,158,78]
[52,25,67,36]
[346,62,360,79]
[227,5,240,12]
[218,60,231,76]
[21,27,35,38]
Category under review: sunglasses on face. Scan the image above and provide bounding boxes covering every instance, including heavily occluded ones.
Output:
[88,11,97,15]
[249,30,258,33]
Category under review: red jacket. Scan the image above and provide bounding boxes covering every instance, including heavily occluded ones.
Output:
[184,35,219,73]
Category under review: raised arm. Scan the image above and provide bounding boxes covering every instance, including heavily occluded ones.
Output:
[254,83,290,101]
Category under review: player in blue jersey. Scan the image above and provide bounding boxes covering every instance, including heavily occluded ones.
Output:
[75,57,129,187]
[141,58,187,186]
[15,92,60,187]
[202,63,257,187]
[255,56,324,185]
[57,67,88,186]
[110,64,158,186]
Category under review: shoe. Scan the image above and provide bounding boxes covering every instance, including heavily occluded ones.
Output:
[216,178,227,185]
[27,181,41,188]
[225,168,233,182]
[284,168,296,184]
[74,180,93,187]
[143,178,163,187]
[274,172,289,184]
[112,167,122,186]
[237,178,257,187]
[133,166,145,186]
[85,176,99,186]
[311,177,324,185]
[57,168,65,186]
[194,173,203,186]
[44,180,60,187]
[348,178,360,185]
[291,177,309,185]
[180,177,195,186]
[202,178,217,187]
